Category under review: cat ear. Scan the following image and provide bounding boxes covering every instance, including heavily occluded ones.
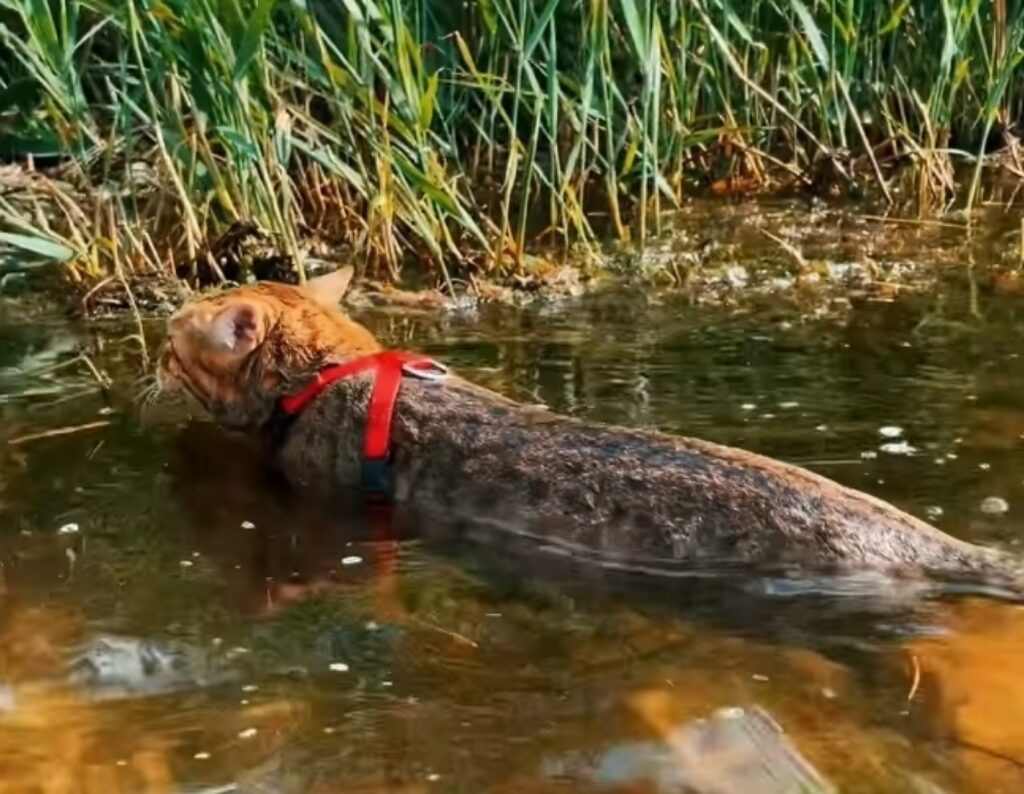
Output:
[303,265,354,309]
[207,302,264,355]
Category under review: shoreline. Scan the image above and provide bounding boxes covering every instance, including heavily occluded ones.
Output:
[4,161,1024,325]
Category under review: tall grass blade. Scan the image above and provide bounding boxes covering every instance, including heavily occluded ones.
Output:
[234,0,278,82]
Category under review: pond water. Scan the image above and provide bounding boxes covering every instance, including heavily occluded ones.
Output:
[5,206,1024,793]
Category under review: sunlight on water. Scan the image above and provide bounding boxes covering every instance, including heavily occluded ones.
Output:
[5,232,1024,792]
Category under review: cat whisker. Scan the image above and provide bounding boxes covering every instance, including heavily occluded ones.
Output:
[134,380,161,410]
[128,372,155,391]
[146,384,164,406]
[131,381,153,403]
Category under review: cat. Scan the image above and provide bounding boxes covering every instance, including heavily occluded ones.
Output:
[157,267,1024,594]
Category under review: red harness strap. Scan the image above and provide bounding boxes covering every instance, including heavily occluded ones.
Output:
[278,350,445,496]
[276,352,444,617]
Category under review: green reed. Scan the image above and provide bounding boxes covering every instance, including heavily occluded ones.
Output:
[1,0,1022,282]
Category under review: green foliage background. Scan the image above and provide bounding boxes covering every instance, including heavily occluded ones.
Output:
[1,0,1022,279]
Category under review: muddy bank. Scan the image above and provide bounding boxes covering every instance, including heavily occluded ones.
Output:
[5,190,1022,330]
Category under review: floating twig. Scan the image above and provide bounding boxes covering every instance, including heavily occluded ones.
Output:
[80,354,112,388]
[759,229,807,269]
[907,653,921,701]
[409,615,479,648]
[8,420,111,446]
[858,214,967,230]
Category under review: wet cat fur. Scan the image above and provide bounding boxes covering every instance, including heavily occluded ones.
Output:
[157,269,1024,591]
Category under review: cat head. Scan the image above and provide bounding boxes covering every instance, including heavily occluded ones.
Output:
[157,266,380,429]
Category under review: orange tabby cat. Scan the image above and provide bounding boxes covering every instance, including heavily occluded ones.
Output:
[158,268,1024,592]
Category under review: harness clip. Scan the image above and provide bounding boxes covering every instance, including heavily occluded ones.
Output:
[402,359,448,382]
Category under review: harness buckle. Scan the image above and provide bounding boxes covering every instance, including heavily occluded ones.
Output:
[402,359,448,382]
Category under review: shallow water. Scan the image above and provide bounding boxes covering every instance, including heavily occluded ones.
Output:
[5,222,1024,792]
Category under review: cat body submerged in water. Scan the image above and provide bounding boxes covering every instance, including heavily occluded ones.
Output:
[157,268,1024,593]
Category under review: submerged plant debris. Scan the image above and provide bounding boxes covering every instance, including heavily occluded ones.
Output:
[4,268,1024,791]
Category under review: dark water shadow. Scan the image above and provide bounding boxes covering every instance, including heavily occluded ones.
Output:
[161,420,1024,792]
[167,420,968,659]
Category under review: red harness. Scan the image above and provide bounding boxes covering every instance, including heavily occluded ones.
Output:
[278,350,446,496]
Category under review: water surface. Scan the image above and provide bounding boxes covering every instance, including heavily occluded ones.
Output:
[4,213,1024,792]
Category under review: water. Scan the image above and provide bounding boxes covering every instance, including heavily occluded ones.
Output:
[5,228,1024,792]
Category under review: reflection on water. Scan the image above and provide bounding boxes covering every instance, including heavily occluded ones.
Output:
[5,247,1024,792]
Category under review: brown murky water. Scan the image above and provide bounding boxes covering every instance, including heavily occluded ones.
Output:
[4,202,1024,793]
